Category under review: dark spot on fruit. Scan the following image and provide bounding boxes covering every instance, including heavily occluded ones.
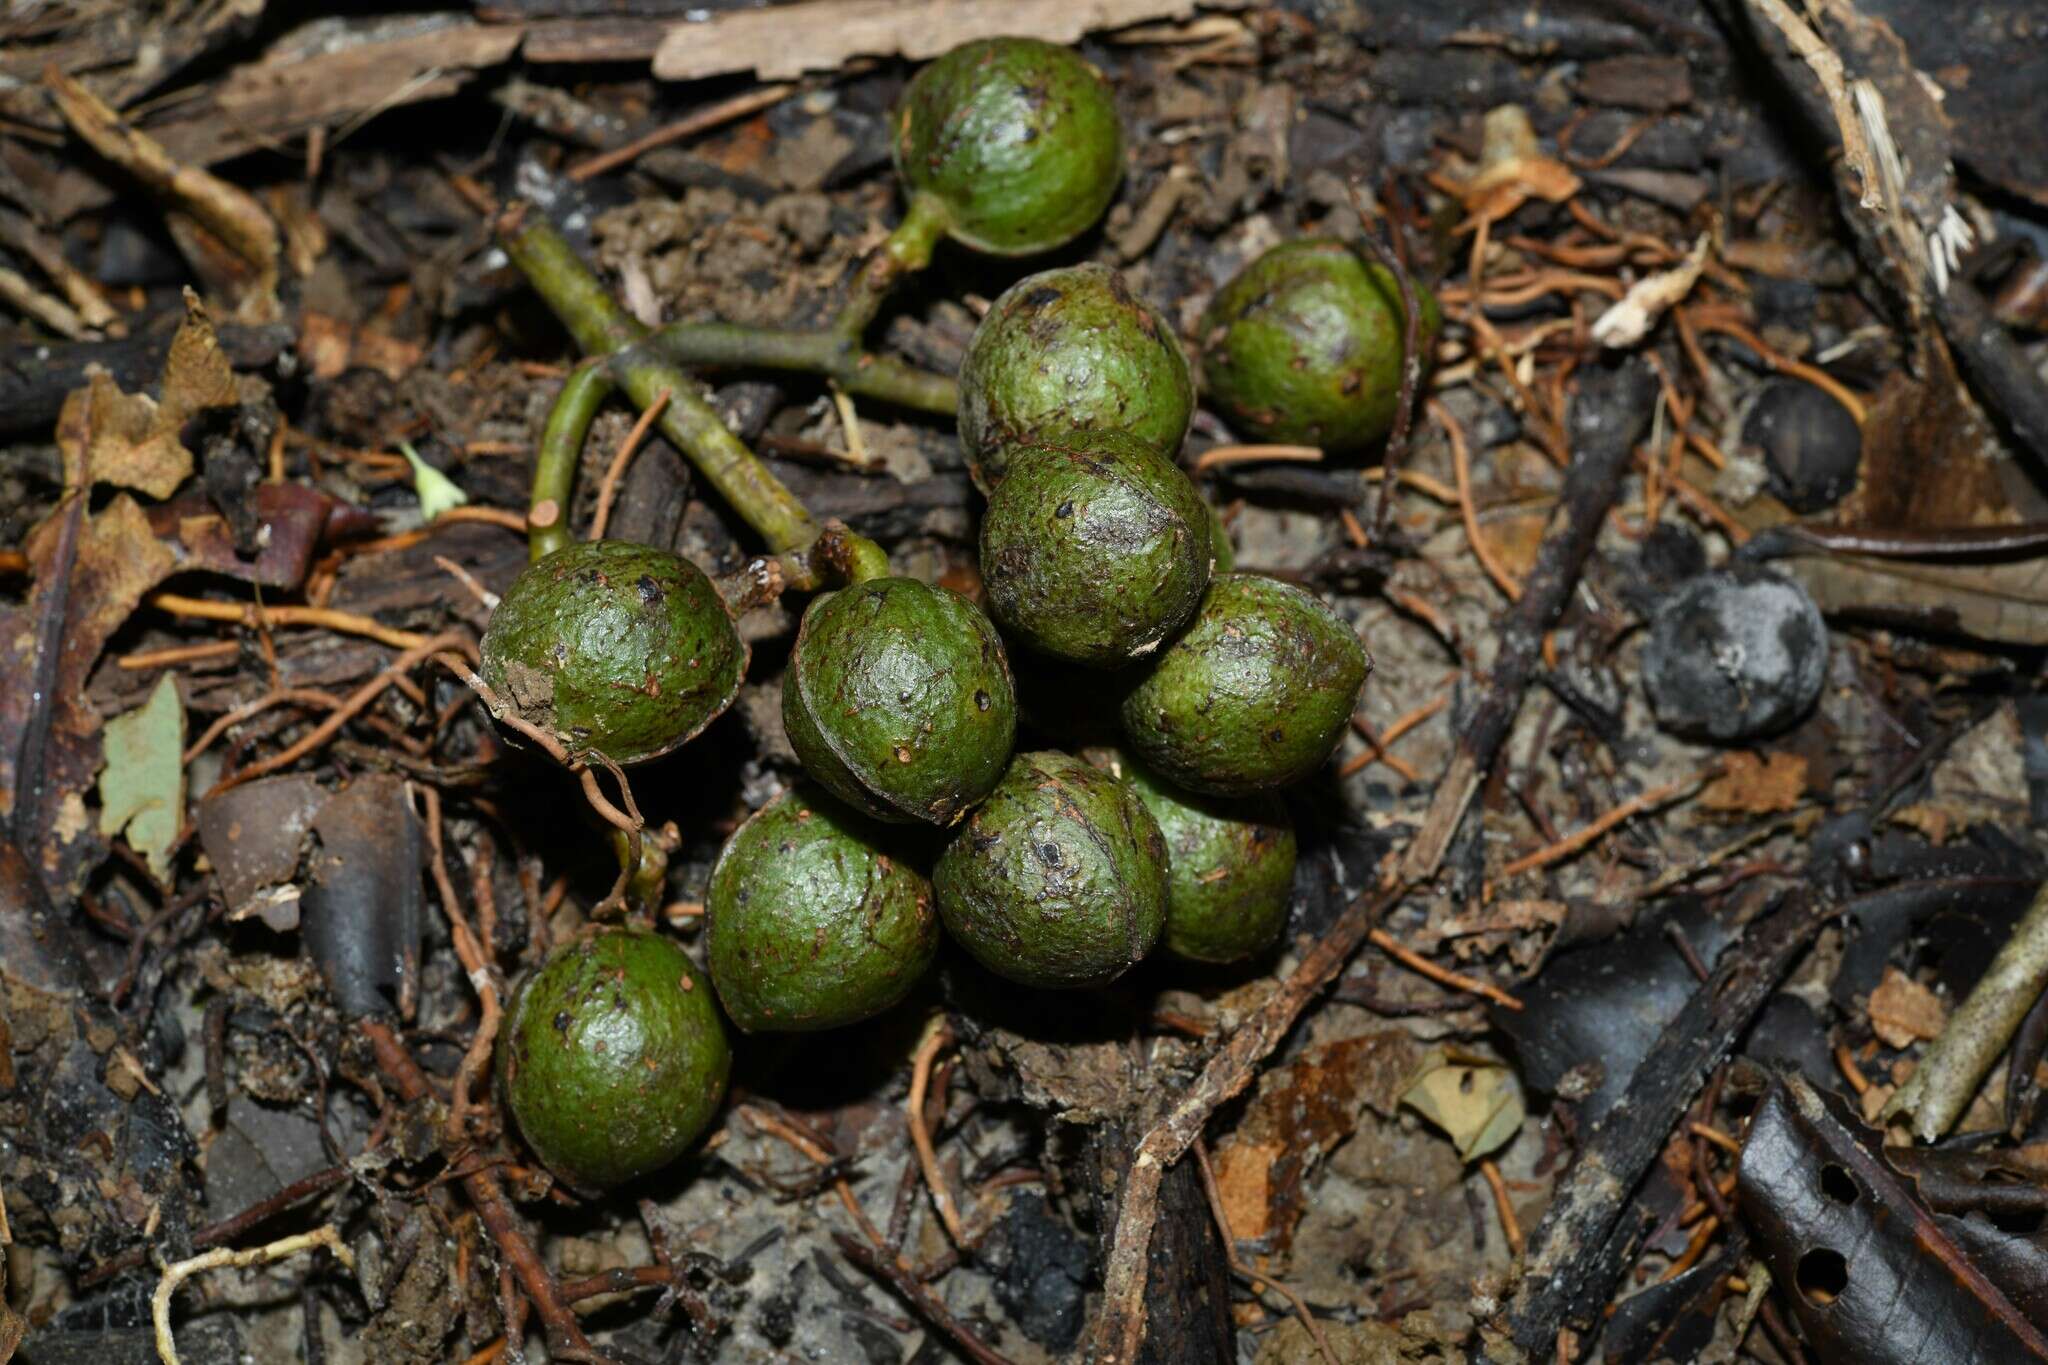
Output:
[1023,286,1062,310]
[975,690,991,711]
[637,575,663,606]
[1055,500,1074,518]
[553,1011,571,1033]
[1037,842,1062,866]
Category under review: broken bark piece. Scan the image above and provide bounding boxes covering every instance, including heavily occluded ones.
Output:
[196,775,326,931]
[299,774,424,1018]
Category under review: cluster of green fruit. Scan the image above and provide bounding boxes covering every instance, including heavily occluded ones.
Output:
[483,36,1434,1194]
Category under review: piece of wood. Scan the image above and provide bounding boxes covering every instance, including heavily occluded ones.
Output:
[652,0,1246,81]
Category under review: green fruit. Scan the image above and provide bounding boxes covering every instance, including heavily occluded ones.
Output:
[935,750,1166,989]
[980,431,1211,668]
[706,786,940,1032]
[784,576,1017,826]
[1120,573,1370,796]
[892,37,1123,257]
[958,264,1194,491]
[498,928,730,1192]
[1198,238,1441,457]
[1121,760,1295,964]
[479,540,745,766]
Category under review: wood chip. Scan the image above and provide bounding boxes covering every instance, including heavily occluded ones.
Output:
[1868,967,1947,1050]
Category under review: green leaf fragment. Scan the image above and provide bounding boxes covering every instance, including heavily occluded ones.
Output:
[400,440,467,520]
[97,673,185,882]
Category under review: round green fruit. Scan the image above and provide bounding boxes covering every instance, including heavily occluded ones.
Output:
[892,37,1123,257]
[957,264,1194,491]
[980,431,1211,667]
[1121,760,1295,964]
[1198,238,1441,457]
[1120,573,1370,796]
[498,928,730,1192]
[784,576,1017,826]
[934,750,1166,989]
[479,540,745,766]
[706,786,939,1032]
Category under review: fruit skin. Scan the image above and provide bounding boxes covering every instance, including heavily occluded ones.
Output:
[1198,238,1441,457]
[1118,759,1295,964]
[706,786,940,1032]
[892,37,1123,257]
[480,540,745,766]
[980,431,1211,668]
[784,576,1017,826]
[934,750,1166,989]
[957,264,1194,492]
[1120,573,1370,796]
[497,928,731,1192]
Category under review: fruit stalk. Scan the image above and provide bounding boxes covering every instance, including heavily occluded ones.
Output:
[502,209,867,564]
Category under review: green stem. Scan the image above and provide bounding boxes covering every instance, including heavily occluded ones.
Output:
[529,363,614,562]
[501,210,820,555]
[833,190,950,343]
[645,321,957,416]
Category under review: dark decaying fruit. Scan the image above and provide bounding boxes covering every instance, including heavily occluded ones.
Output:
[1120,573,1370,796]
[706,785,940,1032]
[892,36,1124,257]
[783,576,1017,825]
[1641,566,1828,742]
[1115,757,1296,964]
[980,430,1211,668]
[1199,237,1441,457]
[497,928,731,1192]
[934,750,1166,989]
[957,263,1194,491]
[479,539,746,766]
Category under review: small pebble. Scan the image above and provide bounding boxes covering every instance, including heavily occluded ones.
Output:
[1642,566,1828,741]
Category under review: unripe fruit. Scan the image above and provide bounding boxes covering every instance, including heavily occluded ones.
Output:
[498,928,730,1192]
[893,37,1124,257]
[479,540,745,766]
[1120,573,1370,795]
[1199,238,1441,457]
[980,431,1211,668]
[707,786,939,1032]
[783,577,1017,825]
[1116,758,1295,964]
[934,750,1166,989]
[958,264,1194,492]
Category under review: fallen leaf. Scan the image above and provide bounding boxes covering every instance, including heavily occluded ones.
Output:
[97,674,185,883]
[1592,233,1709,348]
[1701,751,1808,814]
[1400,1047,1525,1161]
[1868,967,1948,1049]
[70,291,239,500]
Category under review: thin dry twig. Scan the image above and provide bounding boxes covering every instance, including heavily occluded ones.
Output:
[907,1017,966,1247]
[153,1226,352,1365]
[1348,182,1427,543]
[566,85,798,182]
[832,1233,1019,1365]
[1368,928,1523,1011]
[589,388,670,541]
[1498,769,1712,879]
[421,786,503,1147]
[1432,397,1523,602]
[1192,1141,1341,1365]
[1479,1158,1525,1258]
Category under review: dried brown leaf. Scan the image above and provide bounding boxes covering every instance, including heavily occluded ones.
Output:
[1869,967,1948,1049]
[1700,751,1808,815]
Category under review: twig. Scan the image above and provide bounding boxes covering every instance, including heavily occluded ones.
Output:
[1433,397,1523,602]
[1498,769,1712,879]
[831,1233,1018,1365]
[79,1165,352,1290]
[1191,1141,1340,1365]
[148,591,431,651]
[1191,444,1323,470]
[361,1020,613,1364]
[907,1017,966,1247]
[421,787,503,1148]
[1347,183,1426,543]
[566,84,797,182]
[588,388,669,542]
[1744,0,1881,208]
[154,1226,353,1365]
[1479,1159,1525,1258]
[1400,361,1654,883]
[1368,928,1523,1011]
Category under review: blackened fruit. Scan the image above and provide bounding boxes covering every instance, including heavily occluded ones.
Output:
[892,37,1123,257]
[1642,566,1827,742]
[480,540,746,766]
[1121,761,1295,964]
[1120,573,1370,796]
[934,750,1166,989]
[1199,238,1441,457]
[497,928,730,1193]
[1743,378,1862,513]
[980,431,1211,667]
[957,264,1194,491]
[784,576,1017,825]
[706,786,939,1032]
